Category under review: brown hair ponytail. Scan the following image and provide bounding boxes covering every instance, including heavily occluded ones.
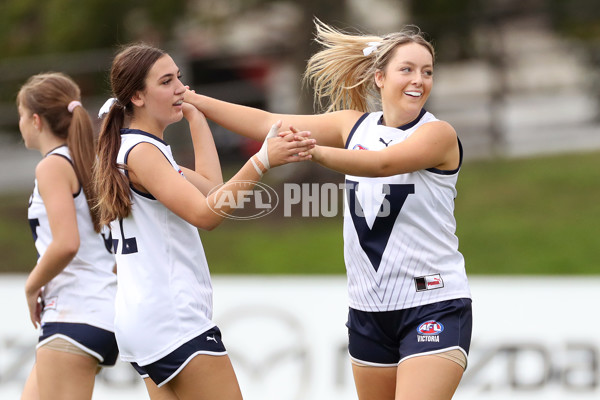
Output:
[67,104,100,231]
[93,43,166,226]
[93,102,132,225]
[17,72,101,232]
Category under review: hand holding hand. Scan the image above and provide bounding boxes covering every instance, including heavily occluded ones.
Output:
[280,125,321,162]
[251,121,315,175]
[182,87,205,122]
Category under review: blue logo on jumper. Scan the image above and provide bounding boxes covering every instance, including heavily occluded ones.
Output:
[417,320,444,336]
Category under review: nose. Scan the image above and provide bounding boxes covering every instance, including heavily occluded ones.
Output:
[411,71,423,86]
[175,79,186,94]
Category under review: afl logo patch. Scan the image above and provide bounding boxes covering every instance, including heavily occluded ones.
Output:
[207,180,279,220]
[352,144,368,150]
[417,320,444,336]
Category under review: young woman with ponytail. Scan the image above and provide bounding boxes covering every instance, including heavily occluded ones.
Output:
[93,43,314,399]
[184,18,472,400]
[17,72,118,400]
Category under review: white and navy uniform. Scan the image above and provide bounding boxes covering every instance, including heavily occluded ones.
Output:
[111,129,216,368]
[28,145,118,364]
[343,110,471,312]
[344,110,472,366]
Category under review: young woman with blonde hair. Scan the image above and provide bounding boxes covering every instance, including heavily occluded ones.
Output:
[183,19,472,400]
[93,43,314,400]
[17,72,118,400]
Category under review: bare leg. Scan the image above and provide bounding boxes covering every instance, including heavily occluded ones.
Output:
[395,355,464,400]
[144,377,179,400]
[351,363,397,400]
[20,363,40,400]
[35,347,98,400]
[167,354,243,400]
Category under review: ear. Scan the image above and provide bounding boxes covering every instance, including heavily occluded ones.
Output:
[130,91,145,108]
[374,70,385,89]
[32,113,43,131]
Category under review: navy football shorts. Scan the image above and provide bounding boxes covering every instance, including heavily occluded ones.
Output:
[38,322,119,367]
[131,326,228,387]
[347,298,472,367]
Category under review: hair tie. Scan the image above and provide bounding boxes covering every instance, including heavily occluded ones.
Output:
[67,100,82,113]
[98,97,118,119]
[362,41,382,56]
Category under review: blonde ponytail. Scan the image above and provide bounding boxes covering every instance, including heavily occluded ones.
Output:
[304,18,435,113]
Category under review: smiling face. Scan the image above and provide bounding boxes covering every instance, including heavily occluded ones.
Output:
[130,54,186,134]
[375,42,434,123]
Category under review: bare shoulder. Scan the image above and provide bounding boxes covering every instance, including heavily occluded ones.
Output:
[414,120,460,170]
[427,119,456,133]
[126,141,169,168]
[332,109,365,126]
[417,120,457,142]
[125,141,175,188]
[35,154,76,183]
[329,109,368,144]
[36,154,80,197]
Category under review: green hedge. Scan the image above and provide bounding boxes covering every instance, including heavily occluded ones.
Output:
[2,150,599,275]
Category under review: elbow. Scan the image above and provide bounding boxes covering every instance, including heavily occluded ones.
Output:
[371,161,394,177]
[199,220,220,232]
[372,152,408,177]
[66,239,80,258]
[60,237,80,260]
[191,211,223,232]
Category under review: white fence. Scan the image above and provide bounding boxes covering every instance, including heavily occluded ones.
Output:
[1,275,599,399]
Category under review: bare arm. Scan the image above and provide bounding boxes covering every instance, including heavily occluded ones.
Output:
[25,156,80,328]
[178,103,223,195]
[303,121,460,177]
[127,130,315,231]
[183,90,362,148]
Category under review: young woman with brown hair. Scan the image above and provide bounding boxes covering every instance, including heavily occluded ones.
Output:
[17,72,118,400]
[93,43,314,400]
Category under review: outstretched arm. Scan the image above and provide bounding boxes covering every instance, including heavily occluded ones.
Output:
[300,121,461,177]
[127,124,315,231]
[183,90,360,148]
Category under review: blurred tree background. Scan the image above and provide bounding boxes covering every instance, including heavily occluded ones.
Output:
[2,0,598,57]
[1,0,598,120]
[0,0,599,274]
[0,0,184,55]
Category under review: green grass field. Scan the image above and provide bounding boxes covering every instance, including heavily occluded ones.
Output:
[1,150,599,275]
[455,150,600,275]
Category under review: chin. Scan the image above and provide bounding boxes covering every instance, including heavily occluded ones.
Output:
[169,113,184,125]
[404,103,422,113]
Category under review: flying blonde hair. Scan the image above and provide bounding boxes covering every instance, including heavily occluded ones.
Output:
[304,18,435,113]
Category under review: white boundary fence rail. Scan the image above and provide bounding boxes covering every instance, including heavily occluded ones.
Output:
[1,275,599,400]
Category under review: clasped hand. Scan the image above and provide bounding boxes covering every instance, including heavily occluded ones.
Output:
[264,121,315,169]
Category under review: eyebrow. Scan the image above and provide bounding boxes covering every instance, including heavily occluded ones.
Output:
[400,61,433,68]
[157,70,181,81]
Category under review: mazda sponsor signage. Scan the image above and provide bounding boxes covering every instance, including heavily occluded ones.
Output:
[0,275,598,399]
